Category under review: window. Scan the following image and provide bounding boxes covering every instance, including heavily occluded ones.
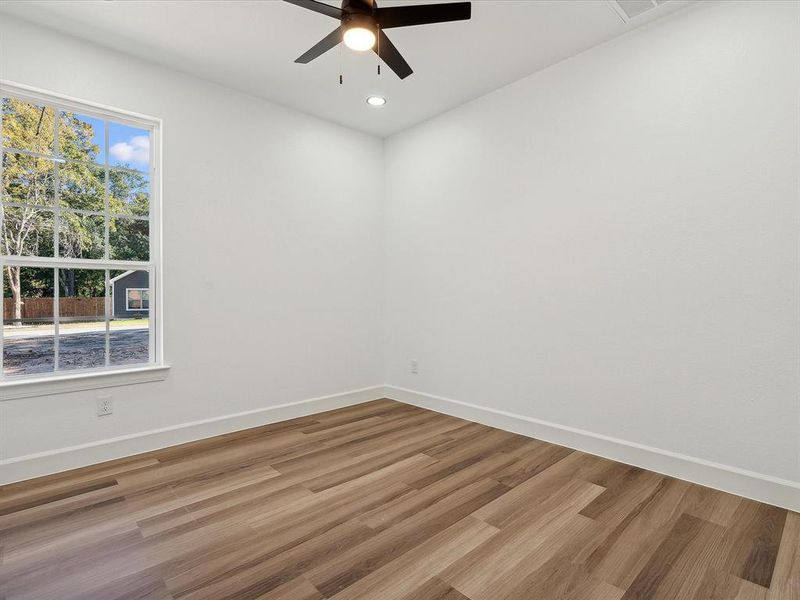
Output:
[126,288,149,311]
[1,82,161,382]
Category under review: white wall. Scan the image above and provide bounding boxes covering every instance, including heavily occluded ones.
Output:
[0,16,384,474]
[384,0,800,486]
[2,1,798,506]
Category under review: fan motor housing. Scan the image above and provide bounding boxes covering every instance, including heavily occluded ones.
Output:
[342,0,375,16]
[344,13,376,33]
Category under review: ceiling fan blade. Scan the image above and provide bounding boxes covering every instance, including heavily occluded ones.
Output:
[295,27,343,63]
[375,30,413,79]
[375,2,471,29]
[283,0,344,20]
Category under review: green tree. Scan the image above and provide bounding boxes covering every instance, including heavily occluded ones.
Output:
[2,99,57,324]
[2,98,150,324]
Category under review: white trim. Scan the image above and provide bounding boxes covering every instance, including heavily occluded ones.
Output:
[0,385,384,485]
[384,386,800,512]
[4,383,797,510]
[0,202,143,219]
[0,364,170,401]
[109,269,135,284]
[0,80,161,130]
[1,256,151,269]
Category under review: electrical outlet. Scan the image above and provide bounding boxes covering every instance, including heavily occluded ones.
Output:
[410,359,418,375]
[97,396,113,417]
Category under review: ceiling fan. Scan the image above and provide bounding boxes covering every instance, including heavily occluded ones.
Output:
[284,0,472,80]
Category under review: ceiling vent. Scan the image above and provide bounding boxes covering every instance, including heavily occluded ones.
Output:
[607,0,671,22]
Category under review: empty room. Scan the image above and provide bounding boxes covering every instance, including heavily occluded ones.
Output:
[0,0,798,598]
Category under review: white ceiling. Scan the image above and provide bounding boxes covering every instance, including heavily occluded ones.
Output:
[0,0,693,137]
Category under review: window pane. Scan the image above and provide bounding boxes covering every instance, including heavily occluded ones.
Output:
[110,269,149,366]
[109,168,149,217]
[127,289,142,310]
[1,205,55,257]
[59,211,105,259]
[2,94,158,380]
[109,217,148,261]
[57,268,107,371]
[2,152,56,206]
[109,122,149,171]
[59,161,105,211]
[3,267,55,377]
[1,98,55,155]
[59,111,105,165]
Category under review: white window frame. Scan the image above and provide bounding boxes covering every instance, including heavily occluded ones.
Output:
[126,288,150,312]
[0,80,167,399]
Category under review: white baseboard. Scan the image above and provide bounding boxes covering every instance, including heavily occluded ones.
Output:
[6,383,798,512]
[0,385,384,485]
[384,385,800,512]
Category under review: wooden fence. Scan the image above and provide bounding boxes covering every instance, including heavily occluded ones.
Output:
[3,297,106,322]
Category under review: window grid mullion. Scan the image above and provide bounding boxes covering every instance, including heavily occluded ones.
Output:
[53,110,61,371]
[0,202,148,221]
[2,256,151,270]
[105,269,110,368]
[105,121,110,367]
[1,96,5,381]
[104,120,110,261]
[1,146,65,163]
[54,267,60,371]
[148,266,155,365]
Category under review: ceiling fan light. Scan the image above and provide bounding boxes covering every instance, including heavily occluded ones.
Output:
[366,96,386,106]
[343,26,376,51]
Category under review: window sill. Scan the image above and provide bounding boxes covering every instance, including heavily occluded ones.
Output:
[0,365,170,401]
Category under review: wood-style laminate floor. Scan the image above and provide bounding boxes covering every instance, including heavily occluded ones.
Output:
[0,400,797,600]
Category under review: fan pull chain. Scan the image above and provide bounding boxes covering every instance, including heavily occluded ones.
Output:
[377,26,381,75]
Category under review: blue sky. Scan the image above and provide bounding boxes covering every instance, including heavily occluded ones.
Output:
[72,113,149,171]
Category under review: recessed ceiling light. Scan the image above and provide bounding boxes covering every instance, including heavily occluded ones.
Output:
[366,96,386,107]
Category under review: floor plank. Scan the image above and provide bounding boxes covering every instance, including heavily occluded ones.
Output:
[0,399,796,600]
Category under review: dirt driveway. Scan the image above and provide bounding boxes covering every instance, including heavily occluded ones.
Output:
[3,329,149,376]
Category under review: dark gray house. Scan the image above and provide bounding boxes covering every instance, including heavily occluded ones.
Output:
[110,270,150,318]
